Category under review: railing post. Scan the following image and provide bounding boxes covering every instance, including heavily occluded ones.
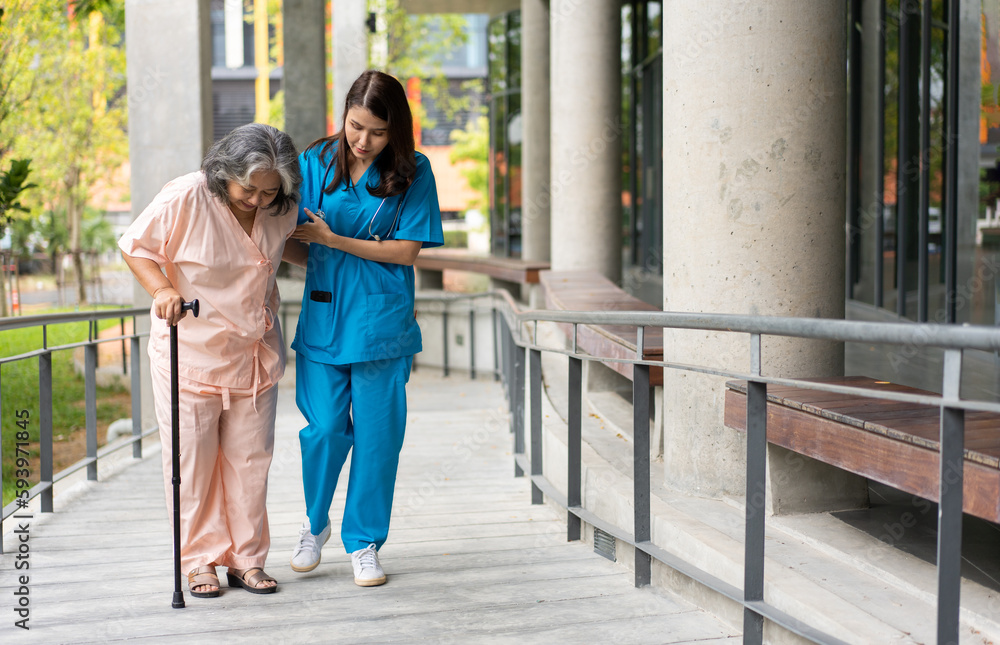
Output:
[492,304,499,381]
[493,309,510,390]
[937,349,964,645]
[120,317,127,375]
[39,352,54,512]
[469,306,476,380]
[131,334,143,459]
[567,352,582,541]
[507,317,516,405]
[92,320,100,369]
[502,312,513,400]
[513,340,526,478]
[0,367,3,553]
[744,334,766,645]
[85,341,98,481]
[633,326,651,587]
[530,347,543,504]
[442,303,450,377]
[500,312,508,389]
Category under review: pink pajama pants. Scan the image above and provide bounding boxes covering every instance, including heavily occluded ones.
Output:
[151,365,278,575]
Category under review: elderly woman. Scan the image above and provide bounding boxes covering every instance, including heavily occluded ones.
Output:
[119,123,300,598]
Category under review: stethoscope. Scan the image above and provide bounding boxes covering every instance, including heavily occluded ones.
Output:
[315,158,405,241]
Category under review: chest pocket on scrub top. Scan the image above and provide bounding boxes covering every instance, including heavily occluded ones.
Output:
[365,293,411,347]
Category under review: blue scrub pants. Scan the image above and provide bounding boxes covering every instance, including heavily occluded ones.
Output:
[296,353,411,553]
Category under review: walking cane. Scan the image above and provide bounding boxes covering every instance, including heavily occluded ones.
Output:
[171,299,199,609]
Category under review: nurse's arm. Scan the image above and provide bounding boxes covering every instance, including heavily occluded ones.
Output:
[291,208,422,265]
[331,237,422,265]
[121,251,187,326]
[282,239,308,268]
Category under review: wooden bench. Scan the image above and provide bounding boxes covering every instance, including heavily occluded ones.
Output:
[540,270,663,386]
[724,376,1000,523]
[414,249,550,291]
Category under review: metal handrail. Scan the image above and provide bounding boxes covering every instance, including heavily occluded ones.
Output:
[0,307,148,332]
[516,308,1000,353]
[5,293,995,643]
[448,290,999,645]
[0,307,152,549]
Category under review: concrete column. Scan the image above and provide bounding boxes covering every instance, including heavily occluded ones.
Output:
[283,0,328,150]
[521,0,550,265]
[662,1,867,511]
[333,0,368,129]
[125,0,213,429]
[955,3,983,323]
[549,0,621,283]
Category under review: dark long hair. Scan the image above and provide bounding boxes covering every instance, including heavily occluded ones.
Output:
[308,70,415,198]
[202,123,301,214]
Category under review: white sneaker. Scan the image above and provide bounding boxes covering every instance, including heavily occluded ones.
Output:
[351,543,386,587]
[290,517,331,572]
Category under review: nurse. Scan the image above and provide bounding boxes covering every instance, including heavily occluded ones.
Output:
[120,123,301,598]
[282,70,443,586]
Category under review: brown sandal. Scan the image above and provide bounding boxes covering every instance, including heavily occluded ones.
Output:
[227,567,277,594]
[187,565,220,598]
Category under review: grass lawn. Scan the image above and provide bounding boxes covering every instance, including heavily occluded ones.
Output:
[2,307,134,507]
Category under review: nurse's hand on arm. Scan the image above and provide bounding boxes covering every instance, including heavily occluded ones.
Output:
[121,251,187,326]
[291,208,422,266]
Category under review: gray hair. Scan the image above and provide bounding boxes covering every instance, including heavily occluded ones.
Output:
[201,123,301,214]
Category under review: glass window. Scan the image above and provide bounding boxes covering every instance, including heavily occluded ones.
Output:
[487,11,522,258]
[980,0,1000,325]
[507,11,522,92]
[210,6,226,68]
[490,92,508,256]
[850,0,987,324]
[488,16,507,95]
[508,92,523,257]
[623,2,664,301]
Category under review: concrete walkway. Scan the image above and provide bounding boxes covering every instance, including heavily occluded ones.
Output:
[0,370,738,644]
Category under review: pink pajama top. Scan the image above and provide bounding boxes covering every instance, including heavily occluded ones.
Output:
[119,171,296,402]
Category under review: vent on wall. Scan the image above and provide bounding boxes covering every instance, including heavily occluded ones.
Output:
[594,527,616,561]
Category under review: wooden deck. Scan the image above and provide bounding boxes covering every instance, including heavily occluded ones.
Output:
[1,371,737,644]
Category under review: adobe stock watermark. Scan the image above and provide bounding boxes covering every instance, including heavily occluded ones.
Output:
[127,66,168,107]
[672,0,752,68]
[524,116,625,224]
[400,405,508,515]
[886,254,1000,372]
[720,85,837,216]
[848,130,958,244]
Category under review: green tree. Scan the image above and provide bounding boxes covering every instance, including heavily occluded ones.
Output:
[71,0,125,32]
[370,0,469,130]
[0,1,55,158]
[0,2,53,320]
[0,158,35,222]
[81,206,116,256]
[449,114,489,213]
[38,209,69,280]
[268,89,286,131]
[7,1,127,305]
[0,159,36,315]
[9,214,37,262]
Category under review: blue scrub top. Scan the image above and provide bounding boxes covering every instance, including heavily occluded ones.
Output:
[291,145,444,365]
